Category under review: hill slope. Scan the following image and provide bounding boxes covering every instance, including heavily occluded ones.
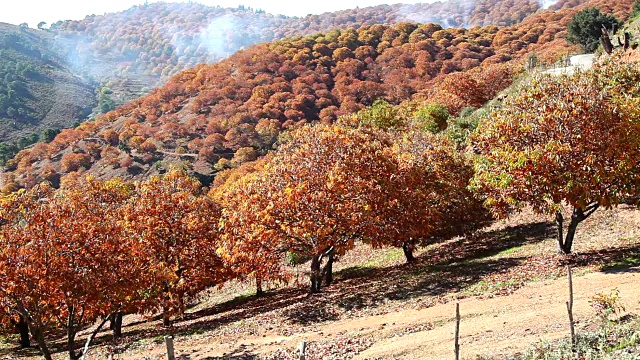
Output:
[49,0,553,88]
[0,23,95,144]
[3,0,634,191]
[0,0,559,150]
[5,205,640,359]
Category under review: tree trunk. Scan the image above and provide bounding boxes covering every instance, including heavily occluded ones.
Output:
[15,315,30,348]
[402,242,415,263]
[323,248,335,286]
[556,211,565,253]
[162,312,171,327]
[79,315,112,360]
[256,277,265,297]
[562,214,580,254]
[67,313,79,360]
[309,255,321,293]
[556,206,598,254]
[601,28,614,55]
[109,312,123,338]
[30,325,52,360]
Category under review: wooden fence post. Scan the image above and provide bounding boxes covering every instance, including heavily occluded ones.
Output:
[566,266,576,347]
[165,336,175,360]
[455,302,460,360]
[298,341,307,360]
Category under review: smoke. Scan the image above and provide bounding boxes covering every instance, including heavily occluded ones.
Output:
[197,14,241,59]
[164,12,280,67]
[396,0,478,29]
[539,0,559,9]
[53,32,142,84]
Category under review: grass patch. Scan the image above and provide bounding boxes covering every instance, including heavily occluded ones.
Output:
[361,248,404,268]
[462,278,521,296]
[496,245,524,257]
[185,327,206,336]
[152,335,165,344]
[602,254,640,271]
[476,316,640,360]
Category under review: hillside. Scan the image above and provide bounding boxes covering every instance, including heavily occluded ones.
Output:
[49,0,557,93]
[0,23,95,147]
[2,0,634,191]
[0,0,628,150]
[3,2,640,359]
[0,0,566,156]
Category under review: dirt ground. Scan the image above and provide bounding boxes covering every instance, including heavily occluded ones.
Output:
[109,269,639,359]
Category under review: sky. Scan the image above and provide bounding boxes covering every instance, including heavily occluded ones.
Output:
[0,0,434,28]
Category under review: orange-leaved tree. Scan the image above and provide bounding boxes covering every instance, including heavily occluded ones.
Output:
[121,170,233,326]
[210,159,279,296]
[219,124,396,293]
[0,178,137,360]
[382,131,492,262]
[471,57,640,254]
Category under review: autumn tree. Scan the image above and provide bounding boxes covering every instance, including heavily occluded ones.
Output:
[219,125,396,293]
[471,58,640,254]
[121,170,232,326]
[61,152,92,173]
[0,178,138,360]
[382,131,492,262]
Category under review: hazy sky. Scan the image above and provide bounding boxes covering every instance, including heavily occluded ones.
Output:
[1,0,433,28]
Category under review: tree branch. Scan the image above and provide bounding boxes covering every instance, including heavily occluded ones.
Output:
[585,202,599,212]
[583,203,599,219]
[79,314,113,360]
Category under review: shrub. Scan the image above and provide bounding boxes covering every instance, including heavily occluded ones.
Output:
[411,103,449,133]
[61,153,92,173]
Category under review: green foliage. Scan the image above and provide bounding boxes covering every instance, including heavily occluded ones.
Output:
[98,86,116,114]
[341,101,450,134]
[411,104,449,134]
[0,128,59,166]
[40,128,60,142]
[0,143,19,166]
[444,107,485,146]
[566,8,621,53]
[634,1,640,18]
[0,33,44,121]
[285,251,310,266]
[342,99,403,130]
[591,288,625,321]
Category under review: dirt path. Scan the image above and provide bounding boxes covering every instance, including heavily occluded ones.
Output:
[118,268,640,359]
[357,268,640,359]
[543,53,595,76]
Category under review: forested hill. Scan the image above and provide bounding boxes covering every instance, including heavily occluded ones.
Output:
[0,0,550,160]
[0,0,563,167]
[49,0,560,86]
[0,23,95,145]
[2,0,633,192]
